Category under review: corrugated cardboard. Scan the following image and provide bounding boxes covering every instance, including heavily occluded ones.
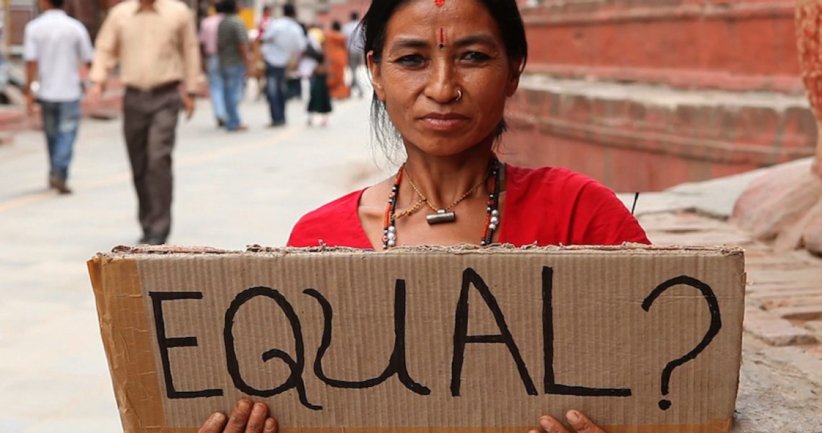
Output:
[87,245,746,433]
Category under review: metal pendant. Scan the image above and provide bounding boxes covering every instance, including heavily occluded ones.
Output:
[426,209,457,225]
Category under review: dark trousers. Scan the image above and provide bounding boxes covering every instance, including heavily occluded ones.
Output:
[264,63,287,124]
[123,85,180,240]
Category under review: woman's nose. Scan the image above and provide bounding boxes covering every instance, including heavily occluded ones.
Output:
[424,59,460,104]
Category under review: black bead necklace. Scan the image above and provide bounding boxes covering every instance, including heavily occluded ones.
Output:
[382,158,501,249]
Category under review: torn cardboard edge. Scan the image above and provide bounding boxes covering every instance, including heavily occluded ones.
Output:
[89,245,745,433]
[105,243,744,256]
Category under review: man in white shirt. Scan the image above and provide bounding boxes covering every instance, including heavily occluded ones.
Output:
[260,3,306,126]
[24,0,94,194]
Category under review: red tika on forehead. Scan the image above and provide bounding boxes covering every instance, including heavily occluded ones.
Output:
[435,0,445,6]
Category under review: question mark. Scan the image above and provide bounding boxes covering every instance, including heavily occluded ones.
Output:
[642,275,722,411]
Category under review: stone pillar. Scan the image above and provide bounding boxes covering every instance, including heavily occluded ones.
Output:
[730,0,822,253]
[796,0,822,177]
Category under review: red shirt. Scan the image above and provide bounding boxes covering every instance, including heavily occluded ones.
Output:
[287,165,650,248]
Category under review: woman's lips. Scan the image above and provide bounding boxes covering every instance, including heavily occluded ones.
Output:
[420,113,470,131]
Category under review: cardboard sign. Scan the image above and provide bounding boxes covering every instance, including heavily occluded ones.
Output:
[87,246,745,433]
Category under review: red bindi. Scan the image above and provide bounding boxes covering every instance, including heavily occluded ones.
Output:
[435,0,445,6]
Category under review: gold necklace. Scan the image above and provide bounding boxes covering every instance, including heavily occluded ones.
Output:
[404,165,491,225]
[392,191,426,220]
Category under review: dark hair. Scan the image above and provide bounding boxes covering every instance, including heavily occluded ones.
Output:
[262,4,272,13]
[331,20,342,32]
[283,3,296,18]
[216,0,235,14]
[48,0,65,8]
[361,0,528,154]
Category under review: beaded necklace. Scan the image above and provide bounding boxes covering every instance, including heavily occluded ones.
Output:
[382,158,501,249]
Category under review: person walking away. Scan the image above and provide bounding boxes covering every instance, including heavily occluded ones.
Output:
[199,2,227,127]
[217,0,251,131]
[325,20,350,100]
[88,0,201,245]
[305,26,331,127]
[284,22,307,101]
[23,0,94,194]
[342,10,364,98]
[251,4,273,100]
[260,3,305,127]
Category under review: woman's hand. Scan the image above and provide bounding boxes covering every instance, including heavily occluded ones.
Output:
[528,410,606,433]
[198,399,278,433]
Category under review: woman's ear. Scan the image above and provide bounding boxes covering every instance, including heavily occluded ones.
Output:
[367,51,386,102]
[505,58,524,97]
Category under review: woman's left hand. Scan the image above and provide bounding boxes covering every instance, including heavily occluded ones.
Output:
[527,410,606,433]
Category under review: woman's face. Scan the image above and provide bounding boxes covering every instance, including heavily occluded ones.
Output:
[368,0,520,158]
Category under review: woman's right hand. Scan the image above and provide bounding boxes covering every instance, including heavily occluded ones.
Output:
[198,399,278,433]
[528,410,605,433]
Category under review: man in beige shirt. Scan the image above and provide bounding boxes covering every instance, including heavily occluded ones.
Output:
[89,0,201,245]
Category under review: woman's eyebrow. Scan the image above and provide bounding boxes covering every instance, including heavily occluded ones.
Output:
[388,37,430,51]
[453,34,498,48]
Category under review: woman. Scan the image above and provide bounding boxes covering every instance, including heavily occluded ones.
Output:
[305,26,333,126]
[325,20,352,99]
[199,0,647,432]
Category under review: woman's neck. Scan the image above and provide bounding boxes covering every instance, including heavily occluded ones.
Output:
[402,144,495,210]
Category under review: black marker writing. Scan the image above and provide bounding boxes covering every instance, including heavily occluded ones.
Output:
[224,286,321,410]
[149,291,223,399]
[304,279,430,394]
[451,267,537,396]
[541,267,632,396]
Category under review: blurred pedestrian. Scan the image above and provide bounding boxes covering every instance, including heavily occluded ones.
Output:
[285,22,307,101]
[0,6,7,91]
[256,4,273,43]
[23,0,94,194]
[325,20,350,99]
[260,3,305,127]
[251,4,273,100]
[305,26,331,127]
[89,0,201,245]
[342,10,364,99]
[217,0,251,131]
[199,1,227,127]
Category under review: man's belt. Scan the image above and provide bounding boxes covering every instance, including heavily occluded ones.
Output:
[125,81,181,95]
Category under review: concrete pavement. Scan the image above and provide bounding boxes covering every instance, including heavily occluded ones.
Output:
[0,89,820,432]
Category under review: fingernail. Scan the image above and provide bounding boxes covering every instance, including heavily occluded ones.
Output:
[265,417,275,429]
[567,410,581,424]
[539,416,553,432]
[208,412,226,425]
[237,399,251,410]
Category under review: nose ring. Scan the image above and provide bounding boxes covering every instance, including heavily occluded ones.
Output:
[455,89,463,102]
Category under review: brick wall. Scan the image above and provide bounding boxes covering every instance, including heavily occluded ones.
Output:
[504,0,815,191]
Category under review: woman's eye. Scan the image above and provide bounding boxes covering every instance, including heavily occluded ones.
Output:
[461,51,491,63]
[395,54,426,67]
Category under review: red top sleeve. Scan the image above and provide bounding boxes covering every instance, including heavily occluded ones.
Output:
[287,190,372,248]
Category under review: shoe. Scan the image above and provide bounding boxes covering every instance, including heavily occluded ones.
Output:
[138,235,166,246]
[50,176,72,194]
[268,121,286,128]
[227,124,248,132]
[217,118,226,128]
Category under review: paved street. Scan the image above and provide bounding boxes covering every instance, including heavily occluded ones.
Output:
[0,91,820,432]
[0,91,394,433]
